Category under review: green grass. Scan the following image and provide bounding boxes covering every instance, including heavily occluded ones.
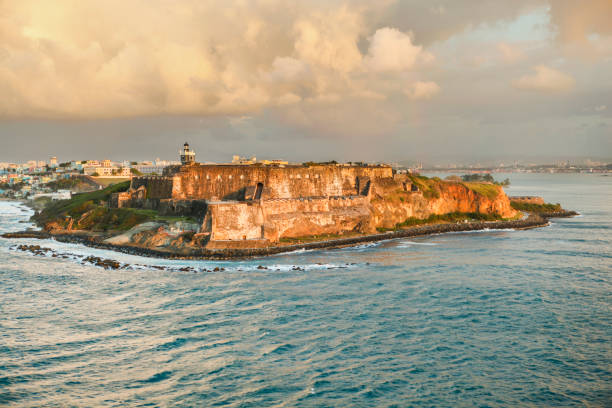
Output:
[510,201,562,213]
[30,181,194,231]
[33,180,200,232]
[461,182,500,200]
[377,211,503,232]
[408,175,440,199]
[91,177,131,187]
[34,181,130,225]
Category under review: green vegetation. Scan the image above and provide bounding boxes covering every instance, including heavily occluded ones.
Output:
[45,177,80,191]
[0,182,25,191]
[510,201,562,213]
[33,181,130,225]
[90,177,131,187]
[303,160,338,166]
[377,211,503,232]
[461,182,500,200]
[461,173,510,186]
[131,168,143,176]
[33,180,196,232]
[407,174,440,199]
[31,196,52,211]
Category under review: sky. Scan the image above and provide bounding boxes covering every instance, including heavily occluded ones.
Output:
[0,0,611,164]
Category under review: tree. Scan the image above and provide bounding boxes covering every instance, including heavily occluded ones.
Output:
[91,172,100,177]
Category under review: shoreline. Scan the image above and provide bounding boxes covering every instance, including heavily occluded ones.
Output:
[2,211,578,260]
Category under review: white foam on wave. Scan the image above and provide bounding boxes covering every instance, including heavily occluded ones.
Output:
[399,241,438,246]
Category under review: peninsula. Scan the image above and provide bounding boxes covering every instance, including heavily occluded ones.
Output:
[5,144,576,259]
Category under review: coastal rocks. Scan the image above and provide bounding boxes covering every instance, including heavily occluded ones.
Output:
[1,231,50,239]
[82,256,121,270]
[103,221,201,251]
[103,222,165,245]
[12,244,125,270]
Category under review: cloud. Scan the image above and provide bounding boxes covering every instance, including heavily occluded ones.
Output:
[365,27,433,72]
[549,0,612,44]
[513,65,575,92]
[405,81,441,100]
[497,42,525,63]
[0,1,442,120]
[264,57,310,82]
[293,7,364,73]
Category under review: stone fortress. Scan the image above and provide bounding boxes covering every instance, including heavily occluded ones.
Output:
[112,143,515,249]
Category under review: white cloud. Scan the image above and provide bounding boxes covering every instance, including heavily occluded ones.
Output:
[293,7,364,73]
[405,81,440,100]
[365,27,433,72]
[264,57,310,82]
[513,65,575,92]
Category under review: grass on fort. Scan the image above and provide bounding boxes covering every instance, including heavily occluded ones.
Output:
[406,175,501,200]
[510,201,562,213]
[33,181,195,232]
[376,211,505,233]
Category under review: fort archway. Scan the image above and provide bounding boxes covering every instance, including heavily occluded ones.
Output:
[255,183,264,200]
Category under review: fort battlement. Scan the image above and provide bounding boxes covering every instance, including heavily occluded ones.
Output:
[130,163,392,201]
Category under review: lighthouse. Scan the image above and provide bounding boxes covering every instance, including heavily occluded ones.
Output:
[180,142,196,165]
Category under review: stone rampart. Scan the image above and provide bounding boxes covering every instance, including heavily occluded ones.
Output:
[201,195,371,244]
[131,176,174,199]
[204,202,264,241]
[168,164,391,200]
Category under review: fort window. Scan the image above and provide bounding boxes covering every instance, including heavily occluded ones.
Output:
[206,175,210,180]
[240,175,244,180]
[229,175,233,179]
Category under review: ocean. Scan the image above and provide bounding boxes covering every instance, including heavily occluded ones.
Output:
[1,173,610,407]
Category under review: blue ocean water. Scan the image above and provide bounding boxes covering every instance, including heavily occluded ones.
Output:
[0,173,610,407]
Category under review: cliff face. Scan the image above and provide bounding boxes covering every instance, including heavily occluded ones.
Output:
[367,180,517,231]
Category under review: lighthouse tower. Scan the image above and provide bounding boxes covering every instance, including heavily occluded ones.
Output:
[180,142,196,165]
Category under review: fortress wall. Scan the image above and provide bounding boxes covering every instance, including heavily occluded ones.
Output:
[206,202,264,241]
[203,195,371,243]
[261,196,369,214]
[171,165,392,200]
[131,176,174,199]
[263,198,370,240]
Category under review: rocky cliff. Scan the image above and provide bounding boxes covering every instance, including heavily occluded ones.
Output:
[366,178,517,231]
